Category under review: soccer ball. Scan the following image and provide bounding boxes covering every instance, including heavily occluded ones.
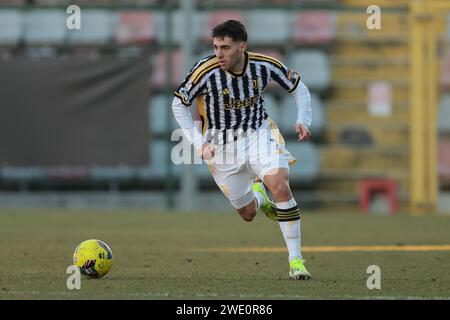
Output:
[73,239,113,278]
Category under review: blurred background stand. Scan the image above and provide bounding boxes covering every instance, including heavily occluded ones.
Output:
[0,0,449,214]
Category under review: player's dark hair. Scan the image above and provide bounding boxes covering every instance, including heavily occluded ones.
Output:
[212,20,248,42]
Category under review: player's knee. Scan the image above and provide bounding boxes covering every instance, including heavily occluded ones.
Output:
[270,182,291,201]
[240,213,255,222]
[237,207,256,222]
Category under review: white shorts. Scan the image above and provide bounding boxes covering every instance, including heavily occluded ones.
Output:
[206,119,296,209]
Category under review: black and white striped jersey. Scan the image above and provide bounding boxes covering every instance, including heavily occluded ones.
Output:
[174,51,301,145]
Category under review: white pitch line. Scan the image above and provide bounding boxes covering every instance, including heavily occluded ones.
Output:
[1,291,449,300]
[196,244,450,253]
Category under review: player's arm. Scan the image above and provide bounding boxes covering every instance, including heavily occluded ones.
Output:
[266,59,312,141]
[171,97,215,160]
[291,80,312,141]
[172,56,217,159]
[174,55,216,107]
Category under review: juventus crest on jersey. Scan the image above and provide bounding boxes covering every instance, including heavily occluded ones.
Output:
[174,51,301,145]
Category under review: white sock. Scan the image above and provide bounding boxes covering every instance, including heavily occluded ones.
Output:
[253,191,264,210]
[277,198,302,263]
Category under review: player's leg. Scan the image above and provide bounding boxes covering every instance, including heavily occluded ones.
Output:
[263,167,311,280]
[263,167,292,201]
[208,131,275,222]
[234,178,281,221]
[236,197,257,222]
[249,121,311,279]
[224,176,263,222]
[263,167,301,258]
[230,168,275,222]
[263,168,300,247]
[207,159,260,222]
[252,181,278,221]
[236,176,281,221]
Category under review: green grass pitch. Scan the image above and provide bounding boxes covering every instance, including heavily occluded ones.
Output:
[0,209,449,300]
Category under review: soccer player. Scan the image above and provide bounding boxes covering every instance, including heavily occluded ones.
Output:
[172,20,312,280]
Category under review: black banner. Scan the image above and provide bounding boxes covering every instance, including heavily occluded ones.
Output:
[0,55,150,166]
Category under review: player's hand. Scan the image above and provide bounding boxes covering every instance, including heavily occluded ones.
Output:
[197,142,215,160]
[295,123,311,142]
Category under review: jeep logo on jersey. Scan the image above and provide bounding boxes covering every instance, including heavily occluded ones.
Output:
[224,96,259,110]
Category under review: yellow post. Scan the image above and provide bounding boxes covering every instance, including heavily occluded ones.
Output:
[425,8,438,209]
[409,0,427,212]
[409,0,448,213]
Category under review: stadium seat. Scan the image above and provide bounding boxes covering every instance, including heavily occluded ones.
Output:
[359,179,398,215]
[115,11,156,46]
[45,167,89,181]
[279,93,325,136]
[250,0,290,4]
[262,94,280,124]
[0,9,23,48]
[137,140,181,181]
[438,94,450,134]
[441,49,450,90]
[285,142,321,184]
[202,11,246,44]
[196,0,249,6]
[339,127,374,146]
[68,10,116,47]
[34,0,71,5]
[292,11,336,46]
[90,166,135,182]
[154,10,205,46]
[66,0,118,5]
[257,49,284,61]
[438,141,450,182]
[123,0,160,4]
[24,9,67,47]
[0,167,45,183]
[194,159,215,184]
[150,49,183,89]
[309,94,326,136]
[296,0,339,2]
[0,0,25,5]
[446,12,450,40]
[195,50,215,63]
[149,95,177,136]
[247,10,291,46]
[289,50,330,93]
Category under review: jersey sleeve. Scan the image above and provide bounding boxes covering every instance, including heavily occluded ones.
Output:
[267,60,301,93]
[174,56,215,106]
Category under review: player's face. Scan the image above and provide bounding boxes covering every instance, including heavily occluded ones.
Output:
[213,36,247,72]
